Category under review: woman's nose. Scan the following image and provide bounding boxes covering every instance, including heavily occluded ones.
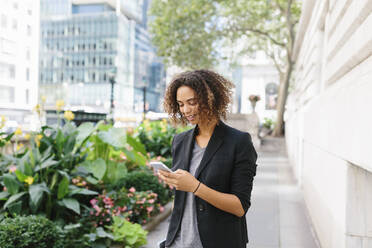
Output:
[183,105,190,113]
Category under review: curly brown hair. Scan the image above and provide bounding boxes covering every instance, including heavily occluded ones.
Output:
[163,69,235,126]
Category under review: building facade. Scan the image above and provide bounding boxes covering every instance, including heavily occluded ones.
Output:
[233,52,279,122]
[286,0,372,247]
[0,0,40,130]
[40,0,166,119]
[133,0,166,113]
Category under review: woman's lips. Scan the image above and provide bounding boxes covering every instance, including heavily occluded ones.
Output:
[186,114,196,121]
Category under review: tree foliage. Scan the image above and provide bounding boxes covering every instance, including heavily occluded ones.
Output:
[149,0,302,135]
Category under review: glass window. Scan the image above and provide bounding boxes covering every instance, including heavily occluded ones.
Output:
[26,48,30,60]
[0,86,15,103]
[26,89,29,104]
[12,19,17,30]
[27,25,32,36]
[26,68,30,81]
[1,14,7,28]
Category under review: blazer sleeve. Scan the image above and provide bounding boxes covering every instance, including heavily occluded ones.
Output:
[230,132,258,214]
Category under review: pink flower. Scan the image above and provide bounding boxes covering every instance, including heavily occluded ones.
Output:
[147,206,154,213]
[159,206,164,212]
[93,205,101,213]
[90,198,98,206]
[148,199,155,204]
[120,153,127,160]
[3,187,7,191]
[72,178,78,184]
[82,181,87,186]
[129,187,136,193]
[121,206,127,212]
[106,218,110,222]
[143,220,147,224]
[9,165,17,173]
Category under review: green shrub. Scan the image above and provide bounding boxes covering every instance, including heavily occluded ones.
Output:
[0,215,64,248]
[107,216,148,248]
[117,169,172,205]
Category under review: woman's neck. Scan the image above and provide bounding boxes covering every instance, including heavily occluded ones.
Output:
[197,118,218,137]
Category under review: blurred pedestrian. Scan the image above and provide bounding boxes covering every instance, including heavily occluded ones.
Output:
[157,69,258,248]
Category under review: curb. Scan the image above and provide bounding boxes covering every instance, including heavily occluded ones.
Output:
[143,201,173,232]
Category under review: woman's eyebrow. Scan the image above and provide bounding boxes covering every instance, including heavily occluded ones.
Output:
[177,98,197,103]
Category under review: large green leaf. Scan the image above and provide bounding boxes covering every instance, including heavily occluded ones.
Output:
[80,158,107,180]
[3,192,26,209]
[35,156,58,171]
[58,176,69,199]
[96,227,114,239]
[104,161,128,185]
[126,135,147,156]
[14,170,28,182]
[98,128,126,148]
[61,198,80,214]
[76,122,96,146]
[56,129,65,154]
[68,185,98,196]
[122,148,147,166]
[7,201,22,215]
[63,132,77,154]
[3,174,20,194]
[29,183,50,211]
[0,191,10,200]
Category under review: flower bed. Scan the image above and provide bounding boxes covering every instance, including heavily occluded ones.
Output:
[0,106,186,247]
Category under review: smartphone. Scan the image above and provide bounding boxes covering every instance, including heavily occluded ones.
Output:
[150,161,173,173]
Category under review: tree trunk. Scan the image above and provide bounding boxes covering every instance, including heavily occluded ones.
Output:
[272,62,293,136]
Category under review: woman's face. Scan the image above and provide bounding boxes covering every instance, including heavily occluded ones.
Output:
[176,85,200,125]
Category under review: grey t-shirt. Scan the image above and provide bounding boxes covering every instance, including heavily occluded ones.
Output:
[167,142,205,248]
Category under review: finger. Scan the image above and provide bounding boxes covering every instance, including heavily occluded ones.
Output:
[158,173,168,182]
[158,170,171,177]
[166,172,179,179]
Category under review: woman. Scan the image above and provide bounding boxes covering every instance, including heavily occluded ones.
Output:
[158,70,258,248]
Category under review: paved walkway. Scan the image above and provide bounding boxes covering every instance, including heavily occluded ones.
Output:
[143,137,320,248]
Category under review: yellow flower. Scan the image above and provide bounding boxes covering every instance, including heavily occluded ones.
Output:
[14,127,22,136]
[0,115,6,129]
[63,111,75,121]
[41,95,46,103]
[24,133,31,140]
[16,143,24,151]
[33,104,42,115]
[34,134,43,147]
[25,176,34,185]
[56,100,65,111]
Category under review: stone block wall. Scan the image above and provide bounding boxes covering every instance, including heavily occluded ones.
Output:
[285,0,372,247]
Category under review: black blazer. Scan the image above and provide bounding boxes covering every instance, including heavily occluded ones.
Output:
[163,121,258,248]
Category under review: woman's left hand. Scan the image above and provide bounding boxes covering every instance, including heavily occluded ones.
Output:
[158,169,199,192]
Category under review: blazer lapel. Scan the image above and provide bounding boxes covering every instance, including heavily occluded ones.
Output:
[194,121,225,179]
